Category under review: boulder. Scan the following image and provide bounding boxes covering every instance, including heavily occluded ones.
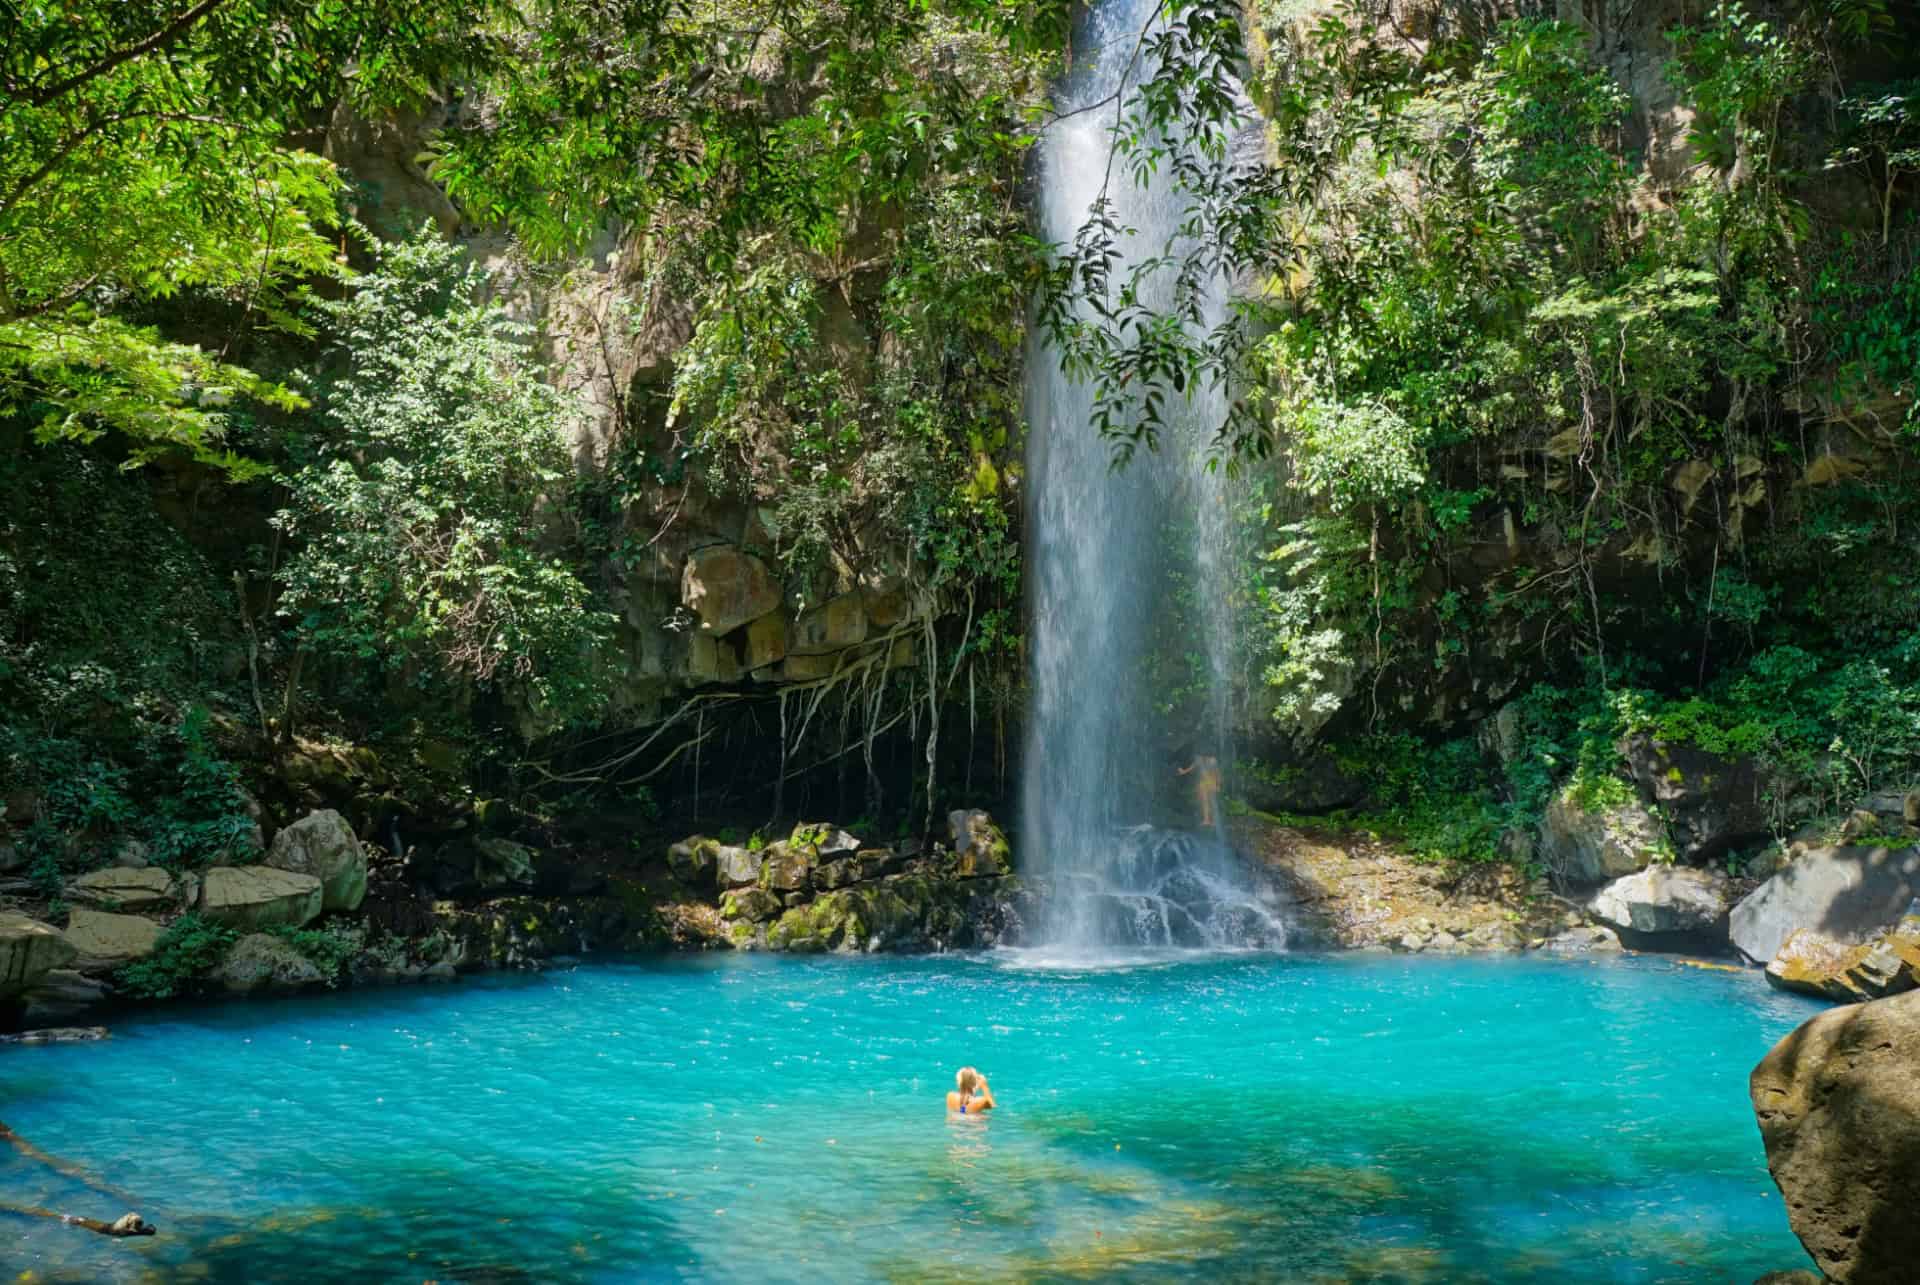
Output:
[856,848,905,881]
[948,810,1011,878]
[111,838,150,868]
[1730,845,1920,965]
[264,809,368,912]
[715,845,763,888]
[815,859,862,891]
[216,933,325,995]
[720,887,782,923]
[0,912,79,998]
[1586,866,1731,943]
[1619,733,1771,863]
[1539,788,1667,884]
[668,837,719,892]
[681,544,780,635]
[66,866,175,912]
[473,836,538,891]
[1534,925,1624,955]
[1751,988,1920,1282]
[789,594,867,655]
[743,613,788,669]
[1767,906,1920,1003]
[760,842,813,894]
[20,969,107,1026]
[0,839,22,873]
[62,909,164,970]
[199,866,323,930]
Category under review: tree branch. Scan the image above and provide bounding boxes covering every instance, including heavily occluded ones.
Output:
[22,0,230,107]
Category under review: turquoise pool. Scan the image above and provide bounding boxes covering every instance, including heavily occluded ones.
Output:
[2,952,1820,1282]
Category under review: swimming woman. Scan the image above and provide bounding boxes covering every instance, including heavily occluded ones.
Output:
[946,1066,995,1114]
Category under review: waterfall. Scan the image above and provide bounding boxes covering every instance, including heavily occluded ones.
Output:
[1018,0,1287,952]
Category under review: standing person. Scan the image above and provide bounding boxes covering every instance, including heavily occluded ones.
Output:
[1176,751,1223,829]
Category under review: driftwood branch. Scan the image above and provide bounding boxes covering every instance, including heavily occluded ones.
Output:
[0,1118,143,1210]
[0,1203,156,1238]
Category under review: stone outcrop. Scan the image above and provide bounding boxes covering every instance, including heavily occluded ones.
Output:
[1730,845,1920,965]
[66,866,176,912]
[681,544,780,635]
[1766,904,1920,1003]
[1752,988,1920,1283]
[1618,733,1771,863]
[199,866,324,930]
[667,837,719,892]
[19,969,107,1027]
[264,809,369,912]
[1586,865,1731,944]
[1538,788,1666,884]
[217,934,326,995]
[949,809,1012,878]
[0,912,78,999]
[704,813,1023,953]
[62,909,163,971]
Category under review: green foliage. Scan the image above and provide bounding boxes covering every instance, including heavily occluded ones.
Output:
[0,0,498,470]
[273,231,617,730]
[115,913,238,1000]
[268,923,360,986]
[1332,734,1509,866]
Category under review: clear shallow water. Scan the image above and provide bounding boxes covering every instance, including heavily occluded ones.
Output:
[3,953,1819,1282]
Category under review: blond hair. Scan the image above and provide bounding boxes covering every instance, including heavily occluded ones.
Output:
[955,1066,981,1096]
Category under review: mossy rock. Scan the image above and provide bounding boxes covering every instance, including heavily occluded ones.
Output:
[720,887,782,923]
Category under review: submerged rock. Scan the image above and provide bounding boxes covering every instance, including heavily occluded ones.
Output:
[1730,845,1920,965]
[1752,987,1920,1282]
[265,808,368,911]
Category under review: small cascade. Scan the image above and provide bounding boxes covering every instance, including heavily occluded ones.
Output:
[1019,0,1282,953]
[1040,827,1291,950]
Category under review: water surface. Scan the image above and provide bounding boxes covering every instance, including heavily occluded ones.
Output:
[2,952,1819,1281]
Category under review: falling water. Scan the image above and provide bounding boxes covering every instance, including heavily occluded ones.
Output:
[1019,0,1286,952]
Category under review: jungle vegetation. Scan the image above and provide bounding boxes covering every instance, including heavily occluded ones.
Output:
[3,0,1920,879]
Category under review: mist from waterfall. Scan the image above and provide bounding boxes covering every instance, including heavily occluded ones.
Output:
[1018,0,1286,953]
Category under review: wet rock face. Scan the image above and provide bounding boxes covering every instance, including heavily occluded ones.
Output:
[1752,988,1920,1283]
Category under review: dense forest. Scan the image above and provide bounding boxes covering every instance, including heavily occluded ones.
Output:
[4,0,1920,899]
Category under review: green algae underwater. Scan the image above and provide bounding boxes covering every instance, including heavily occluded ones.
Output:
[2,951,1820,1282]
